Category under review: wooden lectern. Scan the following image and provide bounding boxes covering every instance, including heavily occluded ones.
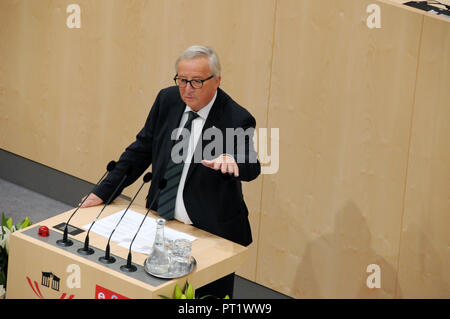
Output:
[5,199,248,299]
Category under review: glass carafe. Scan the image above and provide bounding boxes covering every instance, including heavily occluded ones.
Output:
[144,218,170,275]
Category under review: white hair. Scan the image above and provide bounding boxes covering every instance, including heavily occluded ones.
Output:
[175,45,221,77]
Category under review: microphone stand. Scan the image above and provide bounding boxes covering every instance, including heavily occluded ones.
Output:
[56,161,116,247]
[99,172,152,264]
[120,179,167,272]
[77,167,131,255]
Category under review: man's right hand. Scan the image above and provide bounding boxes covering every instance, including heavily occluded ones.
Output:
[79,193,103,208]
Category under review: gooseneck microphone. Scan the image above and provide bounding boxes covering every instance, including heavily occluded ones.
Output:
[56,160,116,247]
[99,172,153,264]
[120,179,167,272]
[77,165,133,255]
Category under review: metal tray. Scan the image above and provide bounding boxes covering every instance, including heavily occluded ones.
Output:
[144,256,197,279]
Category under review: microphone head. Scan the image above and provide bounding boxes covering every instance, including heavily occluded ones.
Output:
[159,179,167,190]
[125,165,133,175]
[106,161,116,172]
[143,172,152,183]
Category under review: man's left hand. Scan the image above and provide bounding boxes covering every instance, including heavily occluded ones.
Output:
[201,154,239,177]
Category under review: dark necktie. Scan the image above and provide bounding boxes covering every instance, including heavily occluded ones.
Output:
[157,111,199,219]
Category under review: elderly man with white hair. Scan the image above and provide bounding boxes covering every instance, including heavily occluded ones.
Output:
[81,45,261,298]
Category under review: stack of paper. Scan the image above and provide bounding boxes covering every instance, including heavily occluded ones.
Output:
[82,209,196,255]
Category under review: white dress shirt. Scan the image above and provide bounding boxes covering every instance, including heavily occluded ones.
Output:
[173,91,217,224]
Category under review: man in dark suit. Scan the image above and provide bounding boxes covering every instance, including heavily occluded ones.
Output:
[80,45,260,298]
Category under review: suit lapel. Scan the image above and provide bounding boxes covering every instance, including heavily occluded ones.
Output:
[160,98,186,169]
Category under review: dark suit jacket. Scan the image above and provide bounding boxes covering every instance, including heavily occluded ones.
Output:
[93,86,260,246]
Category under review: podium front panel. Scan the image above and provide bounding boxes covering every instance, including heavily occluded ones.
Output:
[6,201,249,299]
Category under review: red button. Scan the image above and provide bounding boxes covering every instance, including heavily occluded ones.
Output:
[38,226,50,237]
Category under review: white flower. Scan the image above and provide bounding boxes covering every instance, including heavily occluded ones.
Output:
[0,228,6,248]
[0,284,5,297]
[0,226,13,254]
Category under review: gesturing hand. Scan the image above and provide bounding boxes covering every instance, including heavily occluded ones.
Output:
[201,154,239,177]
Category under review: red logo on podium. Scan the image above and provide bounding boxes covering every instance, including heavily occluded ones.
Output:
[26,276,74,299]
[95,285,129,299]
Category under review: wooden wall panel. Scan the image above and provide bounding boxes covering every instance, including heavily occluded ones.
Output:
[397,15,450,298]
[257,0,422,298]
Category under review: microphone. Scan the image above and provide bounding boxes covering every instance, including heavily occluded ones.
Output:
[120,179,167,272]
[56,160,116,247]
[99,172,153,264]
[77,165,133,255]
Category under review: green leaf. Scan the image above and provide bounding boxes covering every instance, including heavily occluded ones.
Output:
[185,283,194,299]
[1,212,7,229]
[5,218,12,231]
[180,294,187,299]
[174,284,183,299]
[224,295,230,299]
[18,217,32,229]
[158,295,171,299]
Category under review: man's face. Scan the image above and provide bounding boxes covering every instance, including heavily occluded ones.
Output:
[177,57,221,111]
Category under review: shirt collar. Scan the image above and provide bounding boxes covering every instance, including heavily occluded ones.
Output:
[184,91,217,120]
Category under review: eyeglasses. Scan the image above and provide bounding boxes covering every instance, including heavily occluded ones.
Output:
[173,75,214,89]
